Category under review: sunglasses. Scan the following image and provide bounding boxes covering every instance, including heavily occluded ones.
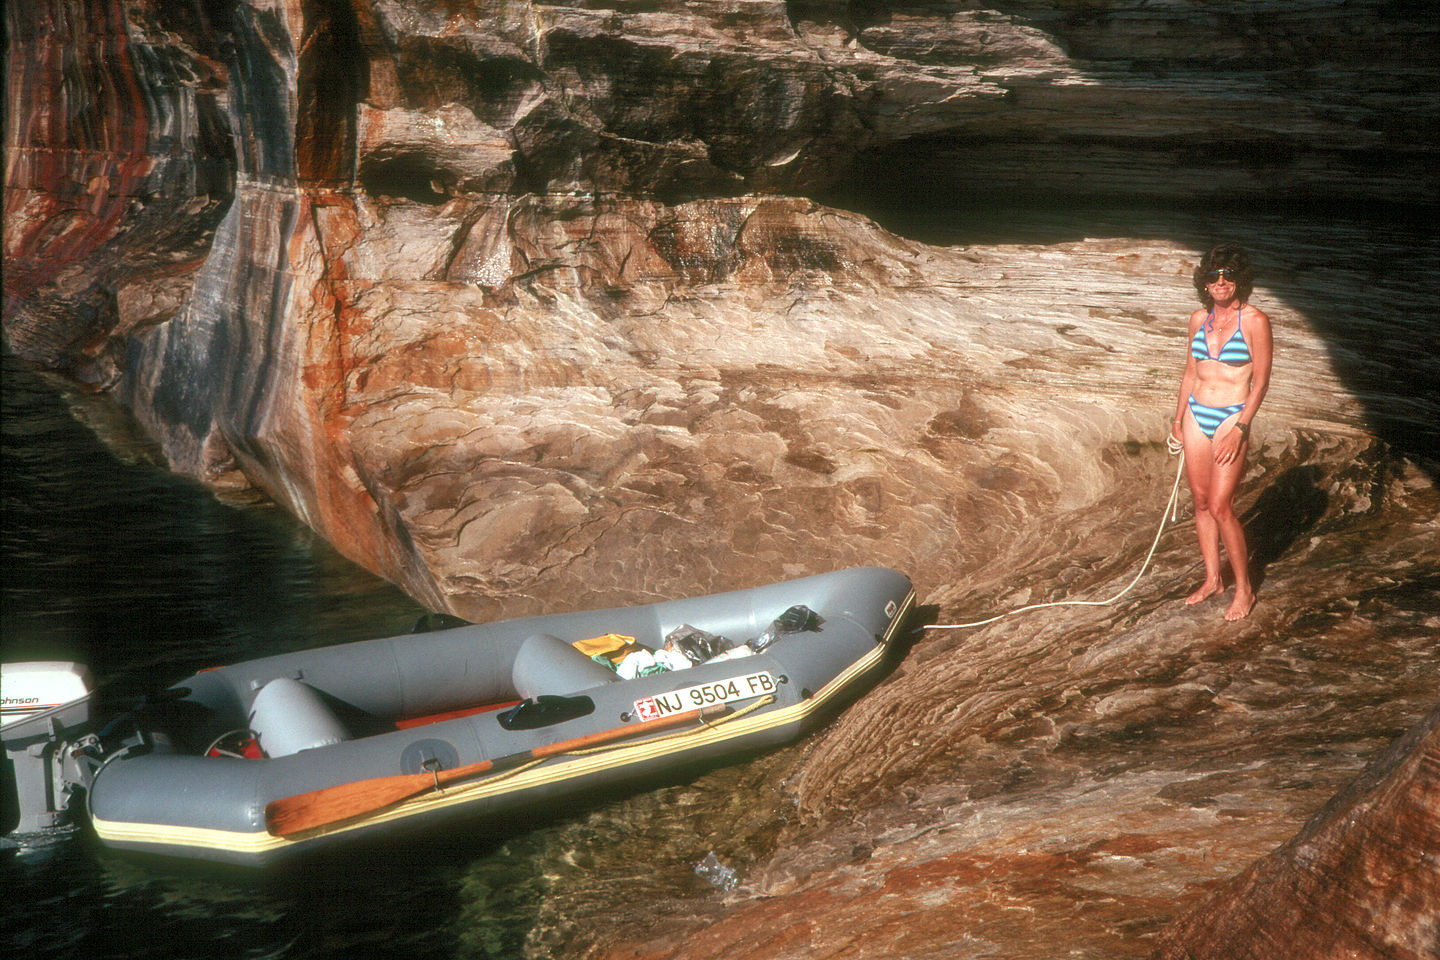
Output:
[1205,268,1239,282]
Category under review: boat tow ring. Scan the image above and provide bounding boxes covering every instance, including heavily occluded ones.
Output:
[421,756,444,793]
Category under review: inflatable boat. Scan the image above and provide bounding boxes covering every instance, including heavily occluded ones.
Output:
[2,566,914,866]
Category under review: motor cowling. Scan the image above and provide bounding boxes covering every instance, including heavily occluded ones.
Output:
[2,661,92,729]
[2,662,96,836]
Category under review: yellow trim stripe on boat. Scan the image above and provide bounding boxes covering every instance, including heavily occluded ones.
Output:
[93,589,914,856]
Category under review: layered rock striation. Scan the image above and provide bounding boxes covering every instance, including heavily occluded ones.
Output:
[552,425,1439,959]
[8,0,1437,611]
[4,0,235,387]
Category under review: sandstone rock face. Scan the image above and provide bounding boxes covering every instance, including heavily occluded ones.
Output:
[4,0,234,387]
[10,0,1435,613]
[558,434,1438,959]
[4,2,1438,958]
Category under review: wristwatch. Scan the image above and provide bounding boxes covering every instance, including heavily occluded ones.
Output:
[1235,421,1250,439]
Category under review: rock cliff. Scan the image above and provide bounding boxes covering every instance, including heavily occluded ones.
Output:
[4,1,1437,957]
[8,0,1435,612]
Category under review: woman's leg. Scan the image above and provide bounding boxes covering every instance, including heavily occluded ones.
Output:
[1181,412,1224,604]
[1205,425,1255,620]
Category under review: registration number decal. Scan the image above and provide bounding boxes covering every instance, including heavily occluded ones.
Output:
[633,671,776,721]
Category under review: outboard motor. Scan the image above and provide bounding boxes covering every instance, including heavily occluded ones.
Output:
[2,662,100,837]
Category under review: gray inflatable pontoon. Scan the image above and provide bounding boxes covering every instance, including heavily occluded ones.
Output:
[65,567,914,865]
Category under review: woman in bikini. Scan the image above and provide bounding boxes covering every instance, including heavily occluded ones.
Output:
[1171,243,1272,621]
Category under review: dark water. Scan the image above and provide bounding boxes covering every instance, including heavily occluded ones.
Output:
[0,352,557,959]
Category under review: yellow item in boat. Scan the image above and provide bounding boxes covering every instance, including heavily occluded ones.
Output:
[571,633,640,666]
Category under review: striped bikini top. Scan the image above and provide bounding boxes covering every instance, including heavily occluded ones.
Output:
[1191,307,1251,366]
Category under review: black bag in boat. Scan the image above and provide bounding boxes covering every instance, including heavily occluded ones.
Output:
[663,624,733,664]
[752,604,822,652]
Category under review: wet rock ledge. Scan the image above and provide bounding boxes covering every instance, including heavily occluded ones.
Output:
[5,2,1438,958]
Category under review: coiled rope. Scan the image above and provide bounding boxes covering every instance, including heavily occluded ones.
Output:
[927,437,1187,631]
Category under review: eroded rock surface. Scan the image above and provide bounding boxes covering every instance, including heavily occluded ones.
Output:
[5,2,1439,958]
[1160,708,1440,960]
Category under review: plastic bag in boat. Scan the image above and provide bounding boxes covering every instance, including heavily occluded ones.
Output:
[616,649,671,679]
[702,645,755,664]
[751,604,822,652]
[663,624,732,664]
[652,647,692,672]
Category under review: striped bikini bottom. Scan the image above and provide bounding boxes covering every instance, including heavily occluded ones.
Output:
[1187,395,1245,439]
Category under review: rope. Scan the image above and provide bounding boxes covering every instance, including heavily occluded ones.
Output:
[927,438,1187,631]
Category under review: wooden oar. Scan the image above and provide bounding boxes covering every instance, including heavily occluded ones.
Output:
[264,704,727,837]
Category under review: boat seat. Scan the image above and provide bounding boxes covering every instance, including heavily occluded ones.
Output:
[248,677,352,758]
[512,633,621,700]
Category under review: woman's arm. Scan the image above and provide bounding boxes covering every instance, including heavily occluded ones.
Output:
[1172,310,1205,440]
[1236,307,1273,427]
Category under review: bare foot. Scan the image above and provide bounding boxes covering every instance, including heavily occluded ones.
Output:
[1225,589,1256,621]
[1186,579,1224,605]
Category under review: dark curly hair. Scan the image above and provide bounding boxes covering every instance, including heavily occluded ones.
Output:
[1192,243,1254,309]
